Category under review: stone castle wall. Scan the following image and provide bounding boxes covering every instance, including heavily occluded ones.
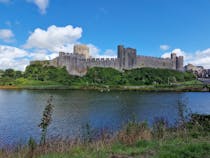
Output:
[136,56,174,69]
[86,58,120,69]
[30,45,184,76]
[56,52,120,76]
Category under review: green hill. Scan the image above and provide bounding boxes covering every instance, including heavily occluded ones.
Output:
[0,65,196,88]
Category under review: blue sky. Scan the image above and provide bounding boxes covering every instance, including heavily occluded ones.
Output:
[1,0,210,70]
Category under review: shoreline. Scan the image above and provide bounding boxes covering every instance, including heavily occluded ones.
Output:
[1,114,210,158]
[0,84,209,92]
[0,86,22,89]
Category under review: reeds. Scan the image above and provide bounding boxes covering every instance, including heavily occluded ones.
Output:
[0,98,209,158]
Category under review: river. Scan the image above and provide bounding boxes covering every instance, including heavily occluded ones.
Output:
[0,90,210,146]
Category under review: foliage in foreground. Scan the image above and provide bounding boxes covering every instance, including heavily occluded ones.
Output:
[39,96,54,145]
[0,114,209,158]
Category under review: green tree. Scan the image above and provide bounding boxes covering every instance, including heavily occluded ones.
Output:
[3,69,15,78]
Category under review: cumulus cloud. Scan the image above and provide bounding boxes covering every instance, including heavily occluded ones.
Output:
[160,45,170,51]
[87,44,116,58]
[0,24,124,71]
[161,48,187,59]
[29,49,58,60]
[102,49,117,58]
[1,24,116,71]
[191,49,210,68]
[27,0,49,14]
[0,29,14,42]
[87,44,100,57]
[24,25,82,52]
[1,0,49,14]
[0,45,29,70]
[162,48,210,69]
[0,45,60,71]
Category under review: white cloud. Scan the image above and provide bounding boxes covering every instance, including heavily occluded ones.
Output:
[162,48,210,69]
[0,45,29,70]
[0,29,14,42]
[27,0,49,14]
[24,24,115,59]
[1,24,113,71]
[0,45,59,71]
[29,49,58,61]
[161,48,187,59]
[87,45,116,58]
[87,44,100,57]
[102,49,117,58]
[160,45,170,51]
[24,25,82,52]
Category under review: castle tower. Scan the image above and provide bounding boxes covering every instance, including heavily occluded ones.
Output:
[118,45,125,68]
[73,44,90,59]
[59,52,65,56]
[177,56,184,71]
[125,48,137,68]
[117,45,137,69]
[171,53,177,70]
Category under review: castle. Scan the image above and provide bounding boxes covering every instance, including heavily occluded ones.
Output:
[30,44,184,76]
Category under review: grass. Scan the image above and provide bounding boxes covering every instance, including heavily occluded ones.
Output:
[0,97,209,158]
[1,114,210,158]
[36,139,210,158]
[155,140,210,158]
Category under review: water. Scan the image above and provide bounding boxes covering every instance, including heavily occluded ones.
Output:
[0,89,210,146]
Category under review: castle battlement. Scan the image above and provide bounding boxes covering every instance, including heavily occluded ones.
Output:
[30,44,184,76]
[138,55,171,61]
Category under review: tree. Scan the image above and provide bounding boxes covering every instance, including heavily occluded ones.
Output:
[3,69,15,78]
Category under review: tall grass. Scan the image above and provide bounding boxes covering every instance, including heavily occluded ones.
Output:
[0,99,209,158]
[39,96,54,145]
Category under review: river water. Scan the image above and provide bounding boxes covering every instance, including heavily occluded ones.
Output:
[0,90,210,146]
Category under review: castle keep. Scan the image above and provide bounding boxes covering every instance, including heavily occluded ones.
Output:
[30,45,184,76]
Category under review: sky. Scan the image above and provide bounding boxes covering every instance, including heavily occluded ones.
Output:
[1,0,210,70]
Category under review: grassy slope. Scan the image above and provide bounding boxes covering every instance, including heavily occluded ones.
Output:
[0,66,203,91]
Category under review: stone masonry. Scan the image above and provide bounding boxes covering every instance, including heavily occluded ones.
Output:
[30,44,184,76]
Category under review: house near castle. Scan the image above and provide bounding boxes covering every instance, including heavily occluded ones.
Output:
[30,44,184,76]
[184,64,210,78]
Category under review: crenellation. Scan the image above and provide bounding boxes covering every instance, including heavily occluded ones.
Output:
[30,44,184,76]
[138,55,170,61]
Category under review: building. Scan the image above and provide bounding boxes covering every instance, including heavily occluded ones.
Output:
[30,44,184,76]
[185,64,208,78]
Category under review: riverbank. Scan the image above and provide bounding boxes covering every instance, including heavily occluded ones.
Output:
[1,114,210,158]
[0,83,209,92]
[1,67,198,92]
[0,85,21,89]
